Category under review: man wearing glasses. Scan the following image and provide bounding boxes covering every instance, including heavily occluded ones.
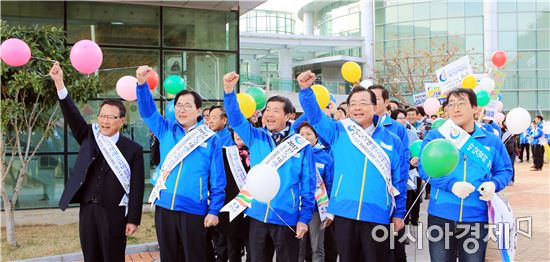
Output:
[50,62,145,261]
[135,66,226,261]
[418,88,512,261]
[297,70,406,262]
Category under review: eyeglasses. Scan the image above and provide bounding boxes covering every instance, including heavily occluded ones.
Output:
[445,101,469,110]
[349,102,374,108]
[396,116,406,120]
[175,103,194,112]
[98,114,121,120]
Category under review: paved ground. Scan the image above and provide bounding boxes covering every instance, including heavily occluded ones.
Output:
[81,161,550,261]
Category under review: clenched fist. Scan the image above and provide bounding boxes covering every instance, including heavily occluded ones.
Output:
[297,70,316,89]
[223,72,239,93]
[136,65,153,85]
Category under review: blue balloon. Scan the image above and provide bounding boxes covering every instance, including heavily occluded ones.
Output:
[497,94,503,101]
[165,100,175,121]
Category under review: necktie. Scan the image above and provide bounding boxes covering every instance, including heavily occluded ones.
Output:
[272,133,283,144]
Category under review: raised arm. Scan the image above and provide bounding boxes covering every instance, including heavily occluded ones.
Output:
[297,71,338,144]
[49,62,90,144]
[135,66,170,140]
[223,72,263,146]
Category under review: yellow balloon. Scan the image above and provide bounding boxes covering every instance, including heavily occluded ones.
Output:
[311,84,330,109]
[236,93,256,118]
[341,62,362,83]
[462,75,477,89]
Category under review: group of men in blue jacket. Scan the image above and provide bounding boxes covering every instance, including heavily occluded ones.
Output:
[519,116,546,171]
[133,65,513,262]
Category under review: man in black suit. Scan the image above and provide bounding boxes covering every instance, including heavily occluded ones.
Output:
[50,62,144,261]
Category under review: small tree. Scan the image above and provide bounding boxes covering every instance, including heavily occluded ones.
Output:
[374,41,461,102]
[1,22,101,247]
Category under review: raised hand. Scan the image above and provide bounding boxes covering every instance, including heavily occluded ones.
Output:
[297,70,316,89]
[223,72,239,93]
[49,62,65,91]
[136,65,152,85]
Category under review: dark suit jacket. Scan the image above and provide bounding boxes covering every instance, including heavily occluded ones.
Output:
[58,95,144,225]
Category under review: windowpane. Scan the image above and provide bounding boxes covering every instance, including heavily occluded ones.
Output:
[464,0,483,16]
[501,91,518,109]
[447,2,464,18]
[386,6,398,24]
[430,1,447,19]
[518,52,537,70]
[498,32,517,51]
[385,24,399,40]
[536,12,549,30]
[397,4,413,22]
[164,8,237,51]
[98,48,160,98]
[414,20,430,37]
[164,51,236,100]
[538,51,550,69]
[538,71,550,92]
[413,2,430,21]
[398,22,414,38]
[517,1,537,12]
[67,2,160,46]
[517,13,537,31]
[448,35,465,53]
[430,19,447,36]
[517,31,536,49]
[465,35,483,54]
[465,17,483,34]
[497,1,516,13]
[415,38,430,52]
[448,18,465,35]
[0,1,63,26]
[498,13,517,31]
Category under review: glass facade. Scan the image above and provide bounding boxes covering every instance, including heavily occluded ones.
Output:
[1,1,238,209]
[318,0,361,36]
[375,0,486,96]
[496,0,549,111]
[241,10,295,34]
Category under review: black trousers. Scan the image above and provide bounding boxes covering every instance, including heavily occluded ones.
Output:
[519,143,530,161]
[212,224,250,262]
[248,218,297,262]
[533,144,544,169]
[79,202,126,262]
[333,216,390,262]
[324,223,338,262]
[390,228,406,262]
[155,206,207,262]
[405,188,421,225]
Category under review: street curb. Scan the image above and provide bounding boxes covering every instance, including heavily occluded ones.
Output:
[14,242,159,262]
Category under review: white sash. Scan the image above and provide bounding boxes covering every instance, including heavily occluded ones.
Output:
[92,124,131,216]
[341,119,399,211]
[314,163,332,222]
[224,145,247,190]
[221,133,310,221]
[148,125,215,206]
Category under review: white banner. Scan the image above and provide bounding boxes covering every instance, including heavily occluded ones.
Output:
[483,100,499,121]
[436,56,474,94]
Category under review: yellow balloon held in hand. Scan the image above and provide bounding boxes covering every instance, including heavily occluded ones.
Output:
[462,75,477,89]
[236,93,256,118]
[311,84,330,109]
[341,62,361,83]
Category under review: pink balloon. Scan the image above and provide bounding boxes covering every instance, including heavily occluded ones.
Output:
[423,98,440,116]
[497,101,504,112]
[0,38,31,67]
[495,112,505,124]
[116,76,137,101]
[70,40,103,74]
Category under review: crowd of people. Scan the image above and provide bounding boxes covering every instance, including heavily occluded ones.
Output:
[50,60,550,261]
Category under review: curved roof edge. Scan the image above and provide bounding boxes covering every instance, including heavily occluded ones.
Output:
[297,0,333,21]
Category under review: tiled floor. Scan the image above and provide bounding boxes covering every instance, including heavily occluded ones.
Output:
[126,161,549,262]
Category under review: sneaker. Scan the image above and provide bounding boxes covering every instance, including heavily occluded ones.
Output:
[530,167,542,171]
[518,160,523,163]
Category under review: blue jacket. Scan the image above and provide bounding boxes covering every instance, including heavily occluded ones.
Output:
[224,91,316,226]
[217,126,236,147]
[313,144,334,201]
[532,123,543,145]
[137,83,226,216]
[418,125,513,222]
[519,127,531,145]
[380,114,410,197]
[299,88,406,224]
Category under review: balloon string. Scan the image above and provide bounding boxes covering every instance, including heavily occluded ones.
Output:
[31,56,57,63]
[98,66,140,72]
[402,177,431,221]
[153,90,169,102]
[268,205,297,234]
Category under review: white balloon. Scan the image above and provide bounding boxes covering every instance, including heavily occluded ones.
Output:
[360,79,373,88]
[505,107,531,134]
[245,164,280,203]
[543,122,550,134]
[478,78,496,93]
[497,101,504,112]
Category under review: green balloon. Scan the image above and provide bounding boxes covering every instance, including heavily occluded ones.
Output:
[409,140,422,158]
[420,139,459,178]
[164,75,186,95]
[476,90,491,107]
[246,86,267,110]
[432,118,446,129]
